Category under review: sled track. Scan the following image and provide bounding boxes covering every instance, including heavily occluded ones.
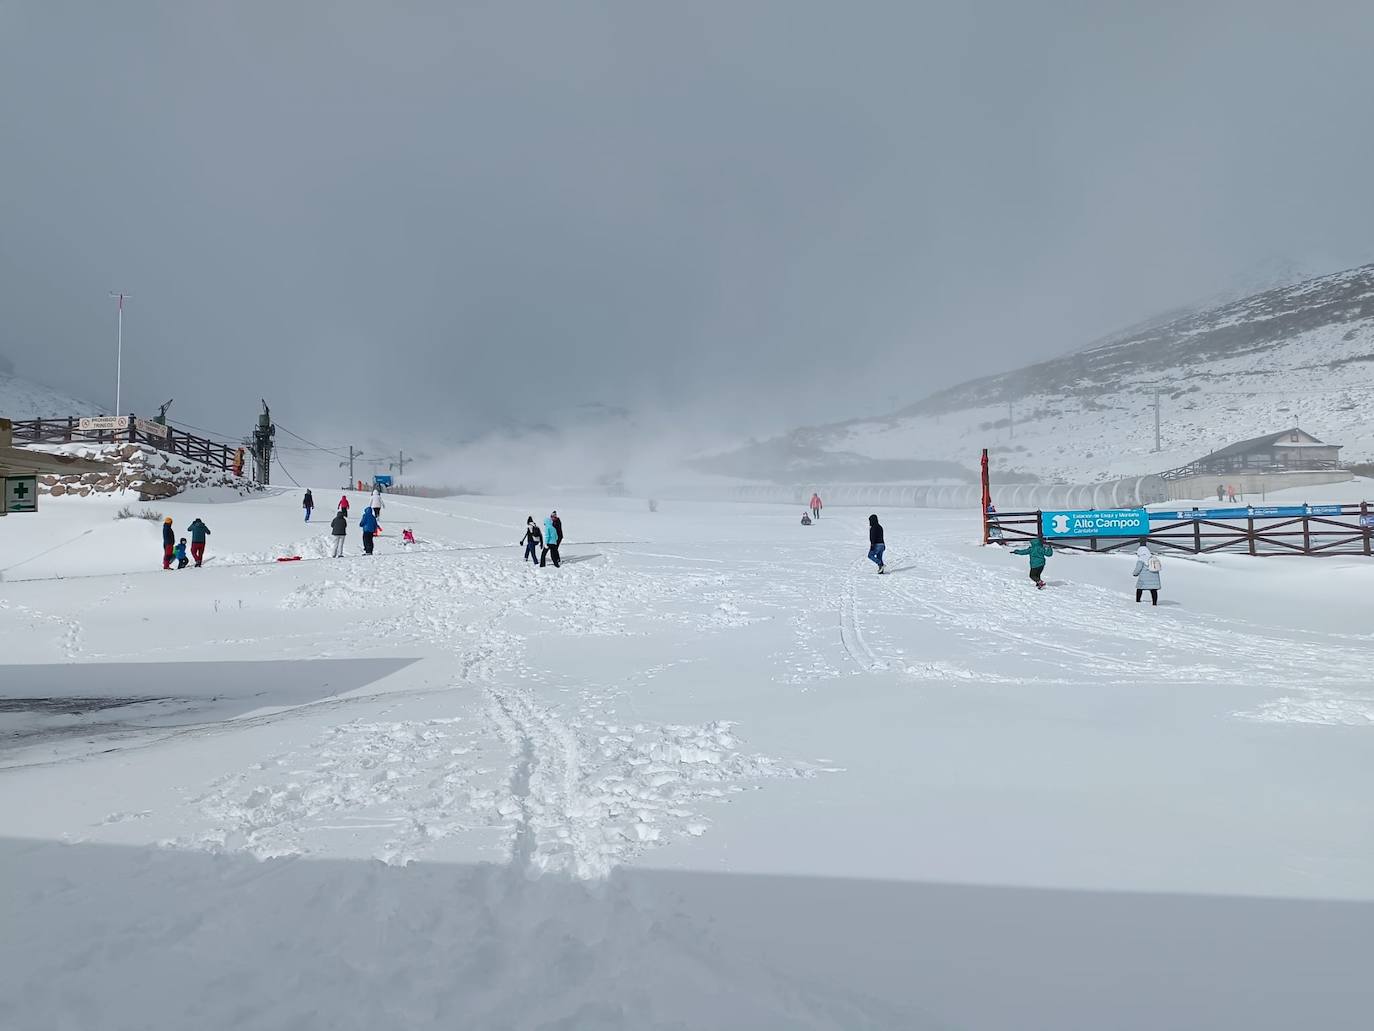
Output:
[838,569,884,672]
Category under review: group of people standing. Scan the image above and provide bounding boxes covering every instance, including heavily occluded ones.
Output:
[305,486,385,558]
[523,511,564,568]
[161,516,210,569]
[1216,484,1241,502]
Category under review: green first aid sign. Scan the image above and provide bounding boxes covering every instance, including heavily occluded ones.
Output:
[4,475,38,514]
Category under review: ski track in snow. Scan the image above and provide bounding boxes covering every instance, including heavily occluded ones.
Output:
[182,546,818,873]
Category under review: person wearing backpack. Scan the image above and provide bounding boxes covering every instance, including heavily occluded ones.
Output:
[1132,542,1162,605]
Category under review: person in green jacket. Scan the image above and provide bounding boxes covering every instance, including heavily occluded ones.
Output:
[1011,538,1053,589]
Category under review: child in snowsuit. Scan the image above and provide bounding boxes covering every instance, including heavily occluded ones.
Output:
[338,494,350,515]
[1011,538,1053,588]
[162,516,175,569]
[801,511,812,526]
[174,538,190,570]
[868,514,886,573]
[522,517,541,562]
[1132,543,1162,605]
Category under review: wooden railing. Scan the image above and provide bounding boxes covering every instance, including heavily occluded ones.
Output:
[7,417,241,474]
[987,504,1373,557]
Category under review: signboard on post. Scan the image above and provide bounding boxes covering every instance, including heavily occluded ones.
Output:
[374,475,393,487]
[134,418,170,439]
[1041,508,1149,539]
[78,416,129,431]
[4,475,38,514]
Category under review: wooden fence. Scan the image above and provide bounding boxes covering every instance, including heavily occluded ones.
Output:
[8,417,241,474]
[987,504,1374,557]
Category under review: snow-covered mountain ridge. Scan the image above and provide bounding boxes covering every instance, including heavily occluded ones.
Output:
[705,263,1374,483]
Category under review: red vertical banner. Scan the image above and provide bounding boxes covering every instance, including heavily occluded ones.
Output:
[980,448,991,544]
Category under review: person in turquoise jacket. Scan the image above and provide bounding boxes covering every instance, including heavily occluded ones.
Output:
[540,515,561,568]
[1011,538,1053,589]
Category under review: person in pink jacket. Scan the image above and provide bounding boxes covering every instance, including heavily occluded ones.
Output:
[810,493,823,520]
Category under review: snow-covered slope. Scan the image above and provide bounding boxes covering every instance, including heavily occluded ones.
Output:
[0,365,100,419]
[705,264,1374,483]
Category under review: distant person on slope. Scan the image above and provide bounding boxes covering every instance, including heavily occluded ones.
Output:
[303,489,314,522]
[868,514,886,573]
[1217,484,1225,502]
[161,516,176,570]
[522,517,541,563]
[541,515,561,568]
[187,517,211,568]
[330,509,348,558]
[1227,484,1238,503]
[338,494,350,515]
[810,493,823,520]
[359,506,378,556]
[1132,542,1162,605]
[1011,538,1053,589]
[369,485,383,518]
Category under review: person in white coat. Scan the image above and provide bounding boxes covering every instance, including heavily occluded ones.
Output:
[1132,543,1162,605]
[369,486,384,519]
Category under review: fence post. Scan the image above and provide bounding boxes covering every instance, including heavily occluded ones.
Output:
[1302,513,1311,554]
[1362,501,1372,557]
[1193,515,1202,554]
[1248,513,1256,557]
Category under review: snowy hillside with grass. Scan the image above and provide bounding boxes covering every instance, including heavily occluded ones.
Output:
[702,264,1374,484]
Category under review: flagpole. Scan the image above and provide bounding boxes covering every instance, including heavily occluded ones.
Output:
[109,292,129,413]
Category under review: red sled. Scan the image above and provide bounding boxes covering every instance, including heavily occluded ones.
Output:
[276,556,302,563]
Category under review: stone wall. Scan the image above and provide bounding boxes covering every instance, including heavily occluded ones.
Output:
[30,443,255,501]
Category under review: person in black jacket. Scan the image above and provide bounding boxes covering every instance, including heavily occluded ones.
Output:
[303,489,314,522]
[868,513,886,574]
[161,516,176,570]
[330,509,348,558]
[551,511,564,546]
[522,517,541,563]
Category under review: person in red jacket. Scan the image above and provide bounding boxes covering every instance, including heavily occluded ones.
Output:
[338,494,350,514]
[810,493,823,520]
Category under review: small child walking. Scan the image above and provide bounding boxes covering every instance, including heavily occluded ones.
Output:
[1011,538,1053,589]
[174,538,190,570]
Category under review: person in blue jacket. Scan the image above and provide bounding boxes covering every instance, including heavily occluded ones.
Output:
[540,514,561,568]
[1011,537,1053,589]
[359,505,379,556]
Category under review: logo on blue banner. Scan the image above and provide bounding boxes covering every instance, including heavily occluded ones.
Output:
[1040,508,1150,539]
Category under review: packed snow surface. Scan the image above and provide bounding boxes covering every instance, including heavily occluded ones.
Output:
[2,488,1372,1029]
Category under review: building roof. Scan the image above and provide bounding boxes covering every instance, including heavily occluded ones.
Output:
[1195,428,1338,465]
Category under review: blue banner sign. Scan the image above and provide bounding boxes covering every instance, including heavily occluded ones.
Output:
[374,475,393,487]
[1150,504,1346,521]
[1040,508,1150,539]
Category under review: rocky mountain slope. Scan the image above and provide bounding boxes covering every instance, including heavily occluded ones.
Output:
[701,263,1374,483]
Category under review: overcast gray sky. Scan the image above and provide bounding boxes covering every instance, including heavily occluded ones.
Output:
[3,1,1374,449]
